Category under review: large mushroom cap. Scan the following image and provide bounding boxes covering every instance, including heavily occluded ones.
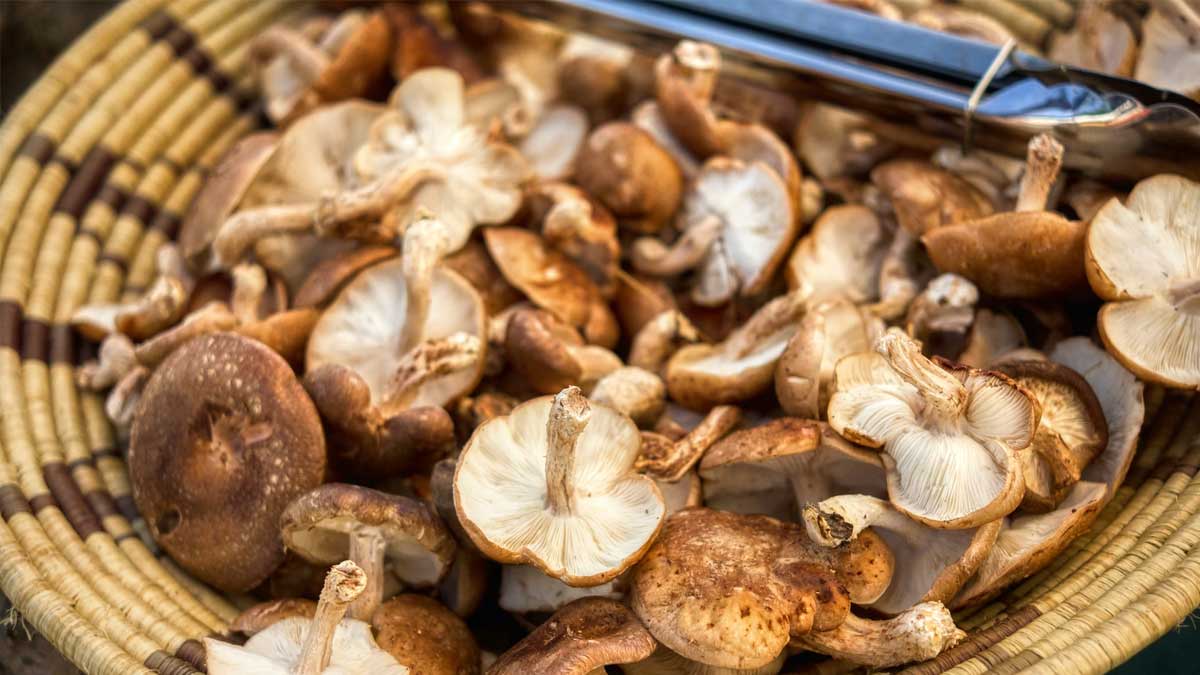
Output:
[282,484,457,589]
[630,507,893,669]
[491,597,656,675]
[574,121,683,233]
[1087,174,1200,388]
[371,595,480,675]
[870,159,994,236]
[454,387,665,585]
[129,333,325,592]
[827,330,1036,529]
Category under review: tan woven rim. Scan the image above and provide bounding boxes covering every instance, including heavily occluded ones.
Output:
[0,1,1195,673]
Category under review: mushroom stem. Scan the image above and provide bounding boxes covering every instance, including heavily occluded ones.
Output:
[347,529,387,621]
[803,494,904,548]
[1015,133,1064,212]
[384,333,483,411]
[251,26,331,83]
[545,386,592,515]
[876,330,967,422]
[629,310,700,373]
[630,215,723,276]
[212,163,446,268]
[399,218,452,354]
[77,334,136,390]
[230,263,267,325]
[134,302,238,368]
[795,602,965,668]
[296,561,367,675]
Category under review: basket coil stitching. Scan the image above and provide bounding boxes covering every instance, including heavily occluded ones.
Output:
[0,1,1197,674]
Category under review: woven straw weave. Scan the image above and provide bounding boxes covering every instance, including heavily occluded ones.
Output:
[0,1,1195,673]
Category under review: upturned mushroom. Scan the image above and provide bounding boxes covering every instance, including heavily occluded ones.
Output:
[518,104,590,180]
[305,217,485,476]
[666,292,804,409]
[993,359,1108,511]
[776,299,884,419]
[574,121,684,234]
[1086,174,1200,388]
[71,244,192,341]
[491,598,656,675]
[827,330,1037,528]
[784,204,891,305]
[527,182,621,298]
[633,157,796,306]
[923,134,1090,298]
[802,494,1001,614]
[129,332,326,592]
[629,508,894,669]
[454,386,665,585]
[205,561,408,674]
[700,419,885,520]
[281,484,457,621]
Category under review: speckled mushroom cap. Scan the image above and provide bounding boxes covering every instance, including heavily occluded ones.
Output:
[629,507,894,670]
[490,597,657,675]
[371,595,480,675]
[281,483,456,588]
[129,332,326,593]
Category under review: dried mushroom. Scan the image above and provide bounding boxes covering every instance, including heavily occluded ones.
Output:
[491,598,656,675]
[776,299,884,419]
[870,160,995,236]
[574,121,684,234]
[504,308,621,394]
[785,204,890,304]
[498,564,623,615]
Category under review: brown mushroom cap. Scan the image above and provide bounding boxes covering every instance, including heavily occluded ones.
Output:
[793,103,895,182]
[529,181,621,298]
[371,595,481,675]
[129,333,326,592]
[282,483,456,595]
[231,598,318,636]
[630,507,893,669]
[484,226,604,331]
[636,405,741,482]
[311,10,393,103]
[293,245,398,309]
[700,419,885,521]
[574,121,683,234]
[870,159,995,236]
[654,40,724,160]
[491,597,656,675]
[784,204,890,304]
[994,360,1108,512]
[504,308,622,394]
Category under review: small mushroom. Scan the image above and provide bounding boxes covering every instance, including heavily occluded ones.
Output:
[634,157,796,306]
[293,245,398,309]
[590,366,667,426]
[371,595,480,675]
[1086,174,1200,388]
[1048,3,1137,76]
[72,244,192,341]
[527,182,621,297]
[490,598,656,675]
[870,159,995,236]
[636,405,741,483]
[827,330,1037,529]
[102,364,150,441]
[959,308,1028,368]
[803,494,1001,614]
[794,103,896,182]
[281,483,457,621]
[77,333,136,390]
[720,121,804,216]
[384,3,484,84]
[700,419,885,520]
[499,564,623,615]
[905,273,979,360]
[557,33,641,123]
[923,134,1090,299]
[518,104,589,180]
[129,333,326,592]
[776,300,884,419]
[666,292,804,409]
[574,121,684,234]
[629,310,701,374]
[454,387,665,585]
[629,507,894,669]
[251,10,391,124]
[793,601,964,668]
[785,204,891,304]
[654,40,724,160]
[205,561,407,674]
[504,308,622,394]
[993,359,1108,512]
[1135,6,1200,99]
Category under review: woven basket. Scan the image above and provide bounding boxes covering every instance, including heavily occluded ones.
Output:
[0,1,1196,673]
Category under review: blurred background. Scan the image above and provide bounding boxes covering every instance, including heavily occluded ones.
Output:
[0,1,1196,673]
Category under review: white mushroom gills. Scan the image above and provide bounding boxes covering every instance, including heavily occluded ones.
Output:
[297,561,368,675]
[545,386,593,515]
[876,331,967,423]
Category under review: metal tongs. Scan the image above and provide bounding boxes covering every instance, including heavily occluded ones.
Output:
[506,0,1200,180]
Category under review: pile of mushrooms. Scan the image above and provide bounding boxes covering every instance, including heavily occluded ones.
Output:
[76,2,1198,672]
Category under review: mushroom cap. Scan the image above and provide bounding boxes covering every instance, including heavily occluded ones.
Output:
[590,366,667,426]
[293,245,398,309]
[666,294,802,409]
[653,41,723,160]
[1135,10,1200,99]
[1086,174,1200,388]
[574,121,683,233]
[793,103,895,182]
[454,394,665,585]
[529,181,621,297]
[785,204,889,303]
[623,646,786,675]
[870,159,994,235]
[490,597,656,675]
[923,211,1089,299]
[281,484,457,587]
[231,599,318,636]
[180,132,278,268]
[700,419,885,521]
[636,405,741,482]
[959,308,1027,368]
[827,334,1037,529]
[720,121,804,214]
[685,158,797,302]
[443,240,524,316]
[206,616,408,674]
[629,507,892,669]
[776,299,883,419]
[484,226,601,330]
[306,257,487,409]
[371,595,480,675]
[1048,4,1137,77]
[498,564,623,614]
[631,101,700,179]
[994,360,1108,512]
[129,333,325,592]
[504,308,621,394]
[312,10,393,102]
[519,103,589,180]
